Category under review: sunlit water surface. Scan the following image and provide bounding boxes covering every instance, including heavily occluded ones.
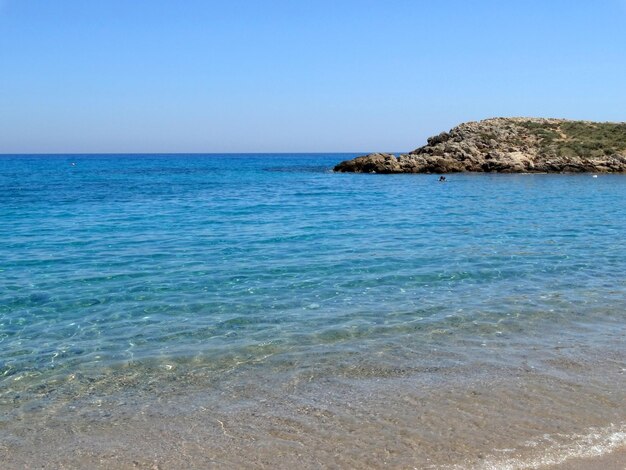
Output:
[1,154,625,468]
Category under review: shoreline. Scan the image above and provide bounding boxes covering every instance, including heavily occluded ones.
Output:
[547,448,626,470]
[2,349,624,469]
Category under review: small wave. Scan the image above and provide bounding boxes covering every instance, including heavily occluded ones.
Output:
[449,423,626,470]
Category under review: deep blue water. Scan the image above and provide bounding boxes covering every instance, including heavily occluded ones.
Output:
[1,154,625,406]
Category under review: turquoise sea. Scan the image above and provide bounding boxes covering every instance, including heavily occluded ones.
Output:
[1,154,625,468]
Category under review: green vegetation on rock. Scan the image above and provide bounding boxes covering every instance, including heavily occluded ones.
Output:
[519,120,626,159]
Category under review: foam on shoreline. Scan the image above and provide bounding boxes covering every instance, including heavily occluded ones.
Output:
[455,424,626,469]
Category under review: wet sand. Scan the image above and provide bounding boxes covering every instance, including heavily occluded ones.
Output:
[2,301,625,469]
[547,448,626,469]
[1,350,625,469]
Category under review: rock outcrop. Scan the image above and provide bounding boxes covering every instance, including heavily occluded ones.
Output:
[334,118,626,173]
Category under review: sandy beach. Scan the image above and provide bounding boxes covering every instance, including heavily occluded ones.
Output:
[547,449,626,470]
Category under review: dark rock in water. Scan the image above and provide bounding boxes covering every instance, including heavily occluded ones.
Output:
[29,292,51,304]
[334,118,626,173]
[333,153,400,173]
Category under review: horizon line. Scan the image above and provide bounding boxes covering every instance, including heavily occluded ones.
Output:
[0,151,402,156]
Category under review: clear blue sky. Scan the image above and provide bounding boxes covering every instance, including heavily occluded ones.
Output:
[1,0,625,153]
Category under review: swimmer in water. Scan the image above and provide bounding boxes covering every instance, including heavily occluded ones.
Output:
[438,176,446,182]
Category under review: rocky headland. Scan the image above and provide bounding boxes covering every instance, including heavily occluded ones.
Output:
[334,118,626,173]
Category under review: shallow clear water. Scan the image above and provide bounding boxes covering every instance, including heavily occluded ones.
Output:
[1,154,625,468]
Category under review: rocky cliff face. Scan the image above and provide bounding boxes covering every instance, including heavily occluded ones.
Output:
[334,118,626,173]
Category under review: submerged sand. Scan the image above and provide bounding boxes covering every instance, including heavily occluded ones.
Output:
[1,340,625,469]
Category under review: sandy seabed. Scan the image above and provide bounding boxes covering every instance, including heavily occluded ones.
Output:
[1,343,625,470]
